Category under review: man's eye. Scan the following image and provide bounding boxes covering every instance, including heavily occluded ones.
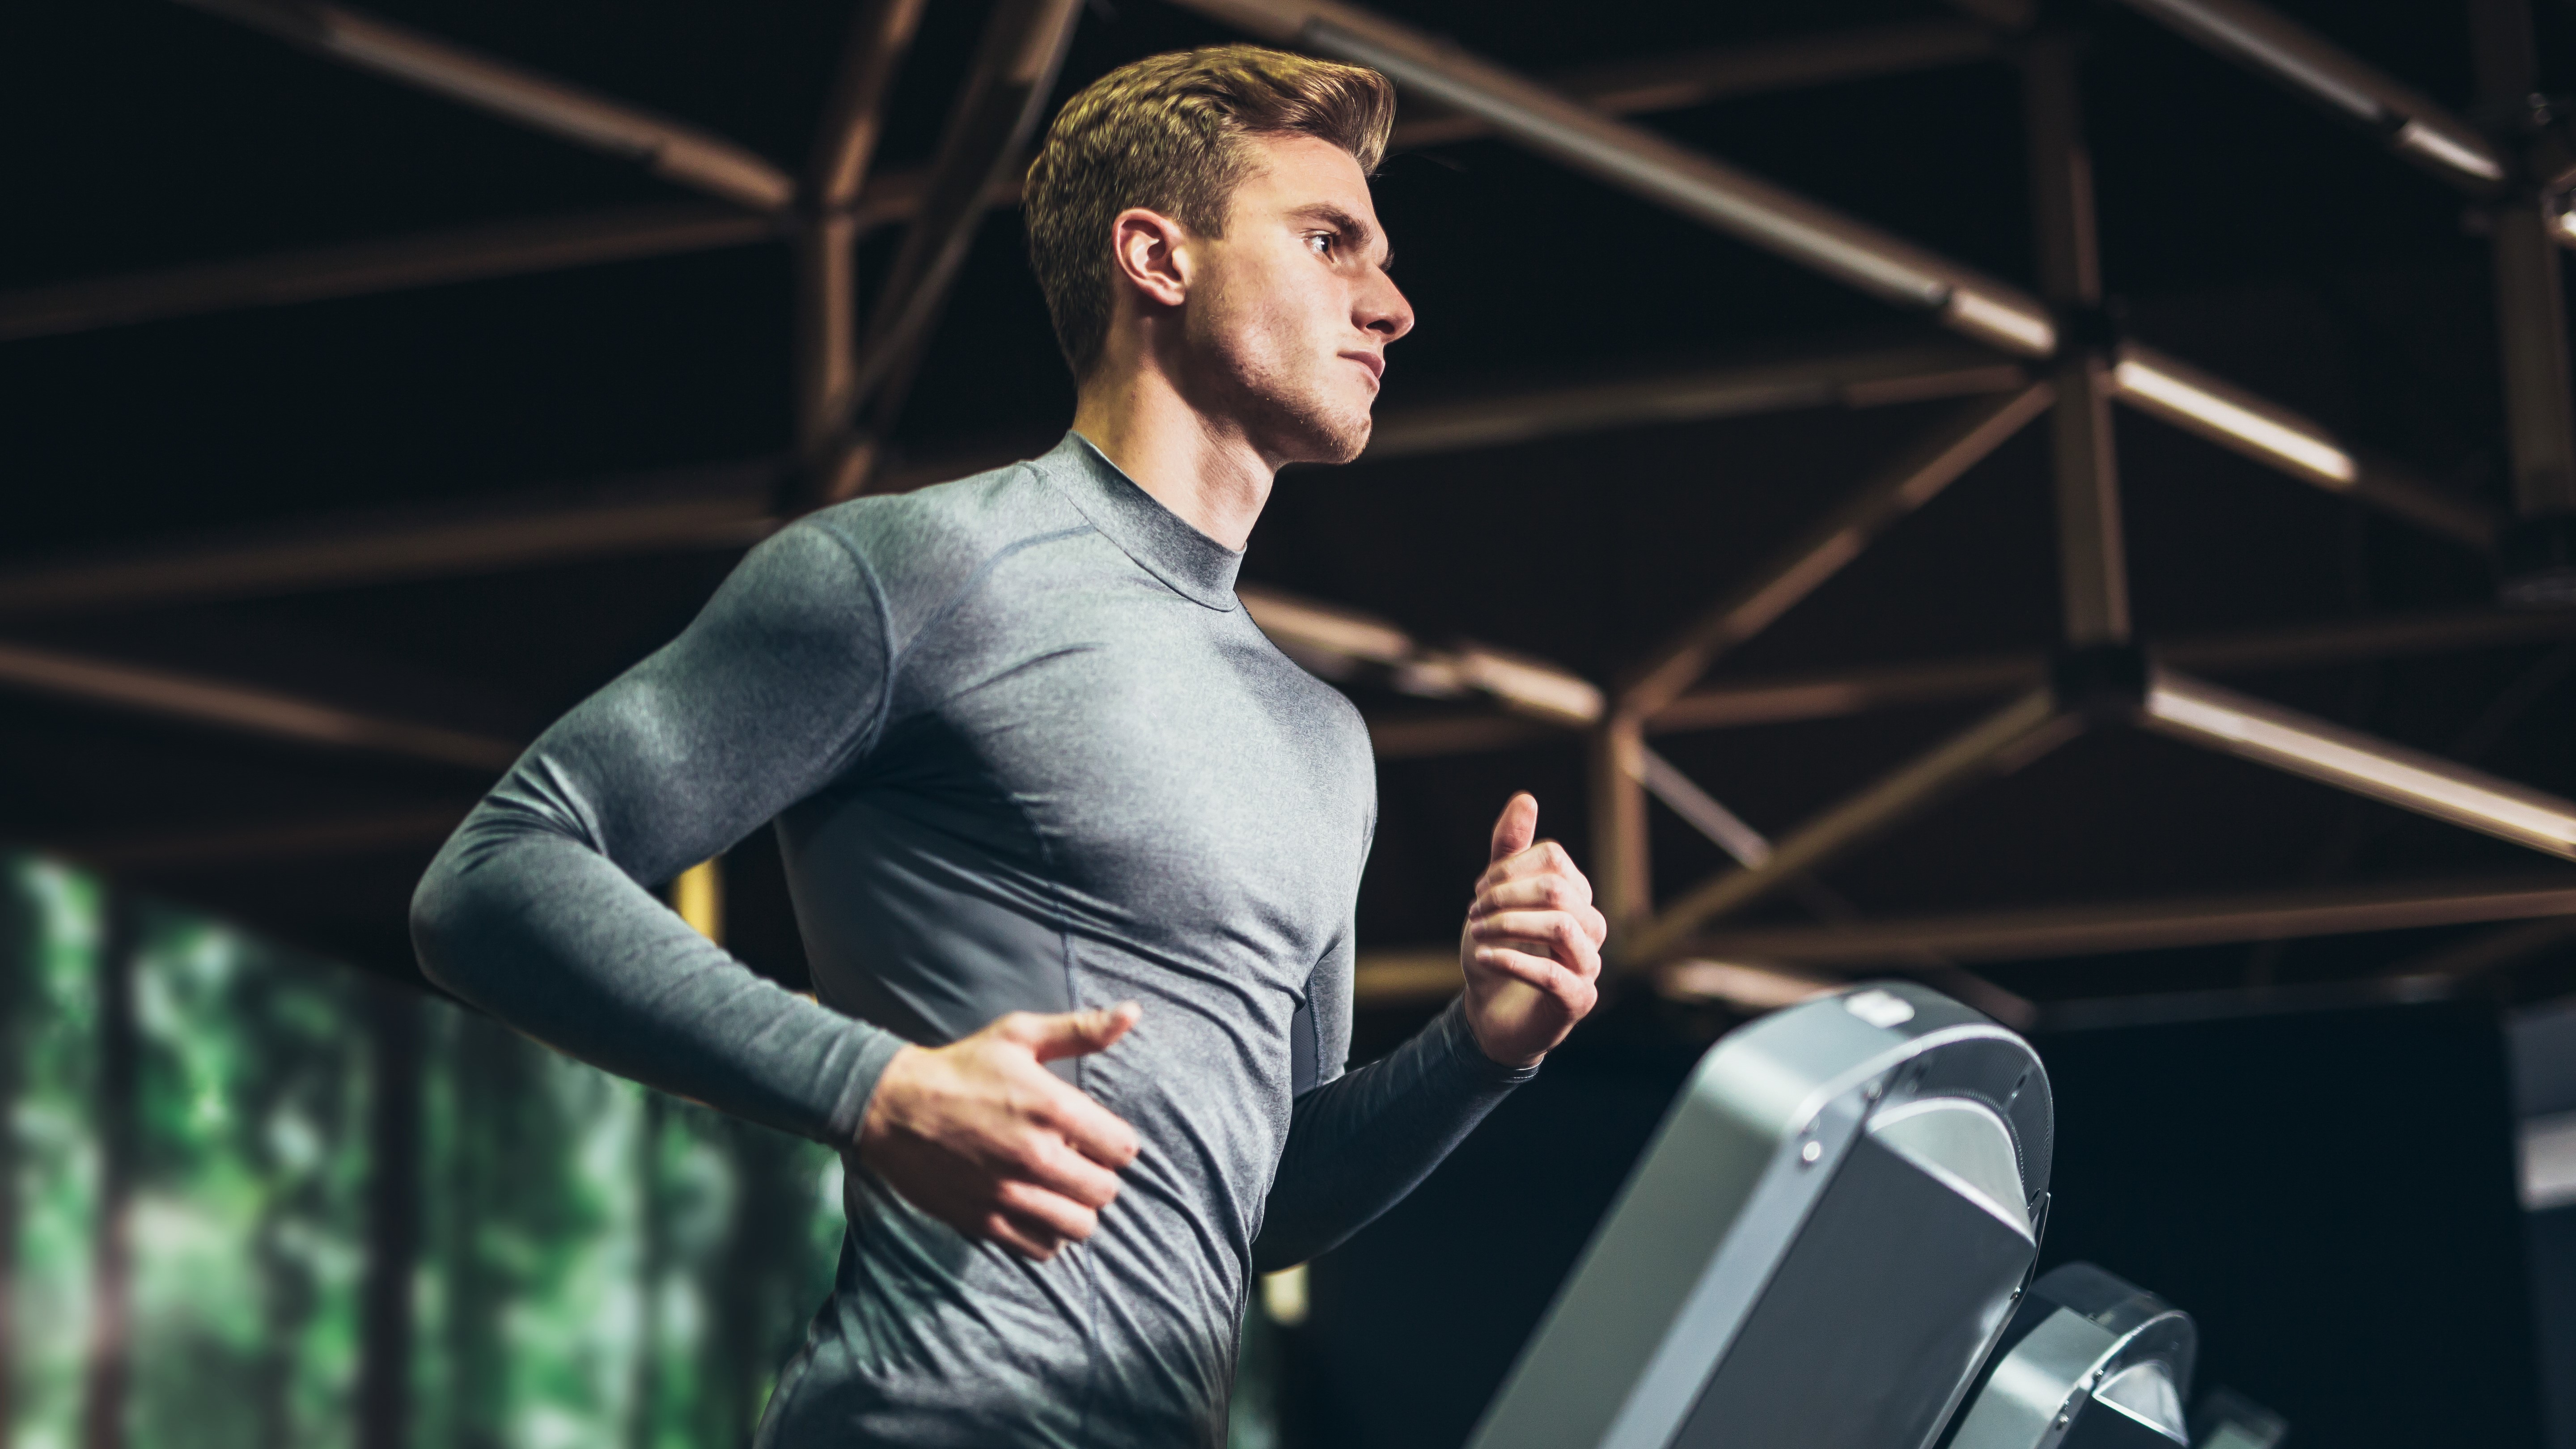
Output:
[1306,233,1335,257]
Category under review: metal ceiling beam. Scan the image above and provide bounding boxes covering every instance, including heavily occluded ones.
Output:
[1167,0,2062,358]
[2111,344,2500,549]
[1174,0,2500,553]
[0,166,1012,346]
[2470,0,2576,602]
[1682,873,2576,966]
[1240,586,1603,726]
[177,0,797,211]
[796,0,930,501]
[2141,667,2576,861]
[1385,20,2000,151]
[2,26,2007,347]
[807,0,1086,506]
[1648,606,2576,734]
[1627,688,2077,963]
[0,460,786,620]
[2107,0,2506,194]
[0,639,521,771]
[2025,31,2131,647]
[1357,341,2027,459]
[0,203,779,345]
[1617,382,2052,720]
[0,342,2009,619]
[1592,382,2051,937]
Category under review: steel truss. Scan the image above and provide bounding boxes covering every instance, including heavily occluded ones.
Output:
[9,0,2576,1002]
[1162,0,2576,990]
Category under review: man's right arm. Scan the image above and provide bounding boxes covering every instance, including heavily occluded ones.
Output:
[410,522,906,1143]
[410,520,1137,1258]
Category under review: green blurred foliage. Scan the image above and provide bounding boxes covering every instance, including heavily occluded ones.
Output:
[4,857,842,1449]
[9,860,104,1449]
[3,854,1284,1448]
[125,910,369,1449]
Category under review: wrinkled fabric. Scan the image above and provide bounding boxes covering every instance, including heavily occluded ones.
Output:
[412,433,1533,1447]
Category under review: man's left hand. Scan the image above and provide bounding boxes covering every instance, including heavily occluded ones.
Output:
[1459,792,1606,1068]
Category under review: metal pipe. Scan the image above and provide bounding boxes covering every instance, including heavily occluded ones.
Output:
[1627,687,2076,961]
[1238,585,1603,725]
[2024,33,2131,645]
[2112,343,2500,548]
[1628,744,2037,1023]
[1166,0,2059,356]
[796,0,929,496]
[1684,872,2576,966]
[813,0,1086,504]
[1636,746,1772,868]
[1618,383,2052,717]
[178,0,797,211]
[2108,0,2504,191]
[2142,667,2576,860]
[1386,20,2000,151]
[0,461,783,619]
[0,203,779,344]
[1171,0,2498,559]
[2489,199,2576,521]
[1361,342,2028,460]
[0,640,522,771]
[810,0,930,213]
[1588,718,1652,939]
[0,344,2016,619]
[2469,0,2576,602]
[1636,606,2576,734]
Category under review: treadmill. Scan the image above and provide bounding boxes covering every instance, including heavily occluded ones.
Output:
[1460,981,2278,1449]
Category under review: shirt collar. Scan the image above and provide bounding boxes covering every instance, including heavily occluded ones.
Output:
[1038,431,1244,612]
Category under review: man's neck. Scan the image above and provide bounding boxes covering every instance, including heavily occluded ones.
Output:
[1070,366,1272,553]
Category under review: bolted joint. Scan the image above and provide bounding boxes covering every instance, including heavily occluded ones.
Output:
[2047,642,2148,722]
[2052,299,2124,362]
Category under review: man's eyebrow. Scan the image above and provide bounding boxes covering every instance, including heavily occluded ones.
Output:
[1292,203,1391,269]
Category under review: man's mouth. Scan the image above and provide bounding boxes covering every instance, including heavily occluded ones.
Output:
[1342,351,1385,386]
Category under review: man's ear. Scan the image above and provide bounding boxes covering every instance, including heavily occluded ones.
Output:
[1108,207,1191,310]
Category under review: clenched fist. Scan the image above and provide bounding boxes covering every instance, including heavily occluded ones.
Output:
[1459,793,1606,1068]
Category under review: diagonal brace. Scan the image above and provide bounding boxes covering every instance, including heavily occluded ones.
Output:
[1626,687,2078,963]
[177,0,795,210]
[1621,382,2054,719]
[804,0,1086,504]
[2140,667,2576,860]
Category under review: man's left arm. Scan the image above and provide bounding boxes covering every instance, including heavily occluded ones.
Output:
[1253,793,1604,1271]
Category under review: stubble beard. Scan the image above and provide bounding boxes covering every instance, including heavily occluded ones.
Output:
[1190,293,1374,467]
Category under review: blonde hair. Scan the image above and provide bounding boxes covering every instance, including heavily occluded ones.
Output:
[1024,44,1396,379]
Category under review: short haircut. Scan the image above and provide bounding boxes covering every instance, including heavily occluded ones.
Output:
[1024,44,1396,380]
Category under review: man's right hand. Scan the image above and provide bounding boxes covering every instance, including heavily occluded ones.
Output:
[856,1003,1144,1261]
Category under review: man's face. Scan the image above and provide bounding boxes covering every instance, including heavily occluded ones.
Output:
[1181,133,1414,466]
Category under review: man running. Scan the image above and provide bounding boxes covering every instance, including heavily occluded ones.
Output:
[412,43,1605,1448]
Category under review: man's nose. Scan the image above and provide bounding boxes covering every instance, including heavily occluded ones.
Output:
[1359,272,1414,343]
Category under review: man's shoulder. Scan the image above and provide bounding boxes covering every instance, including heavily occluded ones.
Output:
[789,451,1093,602]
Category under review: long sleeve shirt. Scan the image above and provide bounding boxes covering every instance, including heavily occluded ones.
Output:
[410,432,1533,1448]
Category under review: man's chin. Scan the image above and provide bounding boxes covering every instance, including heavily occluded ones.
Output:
[1288,407,1372,466]
[1233,381,1373,466]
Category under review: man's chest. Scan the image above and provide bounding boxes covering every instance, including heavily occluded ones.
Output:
[873,577,1374,949]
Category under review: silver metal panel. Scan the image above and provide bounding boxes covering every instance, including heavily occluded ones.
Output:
[1946,1263,2198,1449]
[1466,982,2051,1449]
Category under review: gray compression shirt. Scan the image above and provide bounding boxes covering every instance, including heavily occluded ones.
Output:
[410,432,1533,1448]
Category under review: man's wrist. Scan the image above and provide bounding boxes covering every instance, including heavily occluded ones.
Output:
[1446,996,1545,1082]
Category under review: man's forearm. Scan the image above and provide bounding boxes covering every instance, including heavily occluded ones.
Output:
[412,815,902,1147]
[1252,997,1535,1271]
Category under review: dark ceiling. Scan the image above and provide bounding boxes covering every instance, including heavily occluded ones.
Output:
[6,0,2576,1022]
